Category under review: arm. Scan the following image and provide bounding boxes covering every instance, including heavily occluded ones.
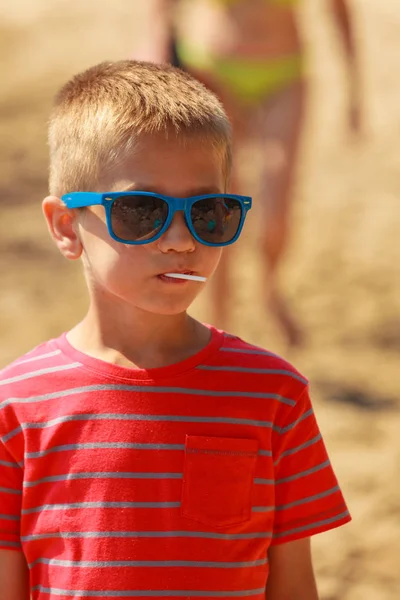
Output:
[0,549,30,600]
[0,433,28,599]
[329,0,362,132]
[269,383,351,596]
[330,0,356,62]
[265,538,319,600]
[132,0,180,63]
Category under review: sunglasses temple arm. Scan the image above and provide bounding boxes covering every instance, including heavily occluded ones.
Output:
[62,193,104,209]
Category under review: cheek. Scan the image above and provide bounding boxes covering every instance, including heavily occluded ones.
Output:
[82,234,143,285]
[200,246,223,276]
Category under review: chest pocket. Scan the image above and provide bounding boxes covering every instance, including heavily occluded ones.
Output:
[181,435,258,529]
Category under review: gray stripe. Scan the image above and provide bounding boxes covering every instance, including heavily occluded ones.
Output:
[280,408,314,434]
[0,540,21,548]
[274,434,322,466]
[252,506,275,513]
[0,486,22,495]
[0,513,20,521]
[1,382,292,412]
[276,460,331,484]
[25,442,185,459]
[2,427,22,443]
[24,472,183,488]
[31,586,265,598]
[220,347,278,358]
[22,530,272,542]
[275,486,340,511]
[0,363,81,390]
[25,443,272,461]
[273,510,351,539]
[16,349,61,365]
[258,449,273,457]
[254,478,274,485]
[4,413,280,443]
[22,502,181,515]
[23,501,281,516]
[0,459,20,468]
[198,365,307,386]
[29,557,267,569]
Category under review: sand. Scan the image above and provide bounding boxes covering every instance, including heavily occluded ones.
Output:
[0,1,399,597]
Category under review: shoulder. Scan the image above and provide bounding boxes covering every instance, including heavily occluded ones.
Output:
[219,331,308,381]
[0,337,66,434]
[210,330,309,399]
[0,338,62,383]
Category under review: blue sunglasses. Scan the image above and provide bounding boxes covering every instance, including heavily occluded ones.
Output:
[62,191,252,247]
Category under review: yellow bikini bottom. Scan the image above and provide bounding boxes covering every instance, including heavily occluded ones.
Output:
[176,42,304,105]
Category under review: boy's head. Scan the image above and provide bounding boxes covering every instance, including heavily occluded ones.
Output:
[48,60,232,197]
[44,60,248,318]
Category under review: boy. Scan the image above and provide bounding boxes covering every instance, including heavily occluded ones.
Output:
[0,60,350,600]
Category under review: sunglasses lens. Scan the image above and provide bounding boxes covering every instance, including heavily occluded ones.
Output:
[191,196,242,245]
[110,195,168,242]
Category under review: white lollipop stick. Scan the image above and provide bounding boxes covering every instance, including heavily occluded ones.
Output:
[164,273,207,282]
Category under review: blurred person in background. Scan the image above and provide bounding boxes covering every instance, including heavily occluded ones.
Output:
[134,0,362,346]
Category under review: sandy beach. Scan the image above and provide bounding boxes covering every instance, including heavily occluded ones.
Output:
[0,1,399,597]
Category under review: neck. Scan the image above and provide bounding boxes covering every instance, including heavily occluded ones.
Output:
[67,296,210,370]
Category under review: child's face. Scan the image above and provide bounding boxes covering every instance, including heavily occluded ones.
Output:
[60,133,225,316]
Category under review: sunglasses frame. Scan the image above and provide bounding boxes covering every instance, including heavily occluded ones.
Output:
[61,191,252,247]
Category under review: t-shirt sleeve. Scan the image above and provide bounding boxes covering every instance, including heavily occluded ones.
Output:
[271,384,351,545]
[0,438,23,551]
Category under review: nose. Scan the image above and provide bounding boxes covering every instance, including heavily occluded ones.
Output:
[157,211,196,253]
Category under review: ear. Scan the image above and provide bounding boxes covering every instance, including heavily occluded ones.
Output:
[42,196,83,260]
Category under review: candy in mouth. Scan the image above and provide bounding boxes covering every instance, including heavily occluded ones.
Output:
[163,273,207,282]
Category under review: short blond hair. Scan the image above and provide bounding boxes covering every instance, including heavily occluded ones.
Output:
[48,60,232,197]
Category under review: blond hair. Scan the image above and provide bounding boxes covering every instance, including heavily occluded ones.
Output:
[48,60,232,197]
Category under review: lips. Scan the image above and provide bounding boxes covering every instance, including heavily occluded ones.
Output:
[160,270,196,276]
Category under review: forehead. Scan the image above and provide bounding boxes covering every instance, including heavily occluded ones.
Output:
[105,132,226,196]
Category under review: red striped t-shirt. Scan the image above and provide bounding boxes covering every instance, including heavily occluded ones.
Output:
[0,326,350,599]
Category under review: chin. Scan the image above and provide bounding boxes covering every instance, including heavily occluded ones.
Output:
[145,302,192,316]
[133,290,200,317]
